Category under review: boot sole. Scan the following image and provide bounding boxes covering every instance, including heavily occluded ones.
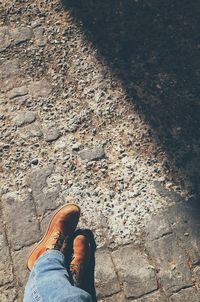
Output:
[26,203,81,271]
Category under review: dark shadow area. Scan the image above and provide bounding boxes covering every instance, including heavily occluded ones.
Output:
[65,229,97,302]
[61,0,200,196]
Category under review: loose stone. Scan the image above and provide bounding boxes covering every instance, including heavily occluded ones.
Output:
[11,27,33,45]
[0,27,11,52]
[19,123,43,139]
[7,85,28,99]
[44,128,60,142]
[13,111,36,127]
[31,158,39,165]
[0,59,19,79]
[34,27,46,47]
[72,143,82,151]
[78,145,105,161]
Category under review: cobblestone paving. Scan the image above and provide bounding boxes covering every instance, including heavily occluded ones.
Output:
[0,1,200,301]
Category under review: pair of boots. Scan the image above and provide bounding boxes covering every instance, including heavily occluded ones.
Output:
[27,204,90,288]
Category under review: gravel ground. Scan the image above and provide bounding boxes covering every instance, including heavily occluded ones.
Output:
[0,0,199,248]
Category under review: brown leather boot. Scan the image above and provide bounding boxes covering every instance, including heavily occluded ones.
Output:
[69,233,90,288]
[27,204,80,271]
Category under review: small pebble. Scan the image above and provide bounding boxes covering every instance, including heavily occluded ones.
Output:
[72,143,81,151]
[31,158,39,165]
[44,128,60,142]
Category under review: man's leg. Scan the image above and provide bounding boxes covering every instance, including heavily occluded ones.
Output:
[23,204,92,301]
[24,250,92,302]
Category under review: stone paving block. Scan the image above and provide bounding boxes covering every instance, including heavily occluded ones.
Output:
[95,248,120,299]
[177,226,200,265]
[0,286,17,302]
[0,220,13,285]
[98,292,126,302]
[34,189,61,216]
[166,203,200,265]
[146,213,172,241]
[112,245,157,299]
[29,165,61,215]
[29,165,53,193]
[169,287,200,302]
[133,291,165,302]
[12,246,29,287]
[2,192,40,250]
[146,233,193,296]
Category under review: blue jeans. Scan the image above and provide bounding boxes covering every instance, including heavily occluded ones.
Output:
[23,250,92,302]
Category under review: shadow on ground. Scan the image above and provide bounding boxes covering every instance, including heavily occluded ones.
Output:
[61,0,200,197]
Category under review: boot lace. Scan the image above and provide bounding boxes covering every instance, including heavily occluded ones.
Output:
[46,231,65,250]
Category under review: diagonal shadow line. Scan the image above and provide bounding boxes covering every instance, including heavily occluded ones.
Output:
[61,0,200,200]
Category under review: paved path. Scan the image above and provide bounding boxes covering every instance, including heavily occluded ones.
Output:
[0,1,200,301]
